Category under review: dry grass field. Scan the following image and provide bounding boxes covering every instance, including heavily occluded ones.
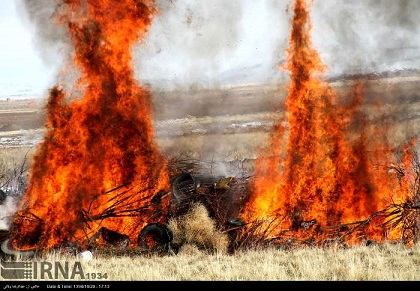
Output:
[0,74,420,281]
[1,206,420,284]
[2,203,420,281]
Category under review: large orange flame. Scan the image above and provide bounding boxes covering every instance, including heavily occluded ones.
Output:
[10,0,170,251]
[241,0,415,244]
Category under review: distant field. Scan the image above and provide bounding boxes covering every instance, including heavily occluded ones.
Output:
[1,75,419,159]
[0,76,419,195]
[0,76,419,281]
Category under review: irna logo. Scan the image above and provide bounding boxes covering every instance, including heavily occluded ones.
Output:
[1,260,86,280]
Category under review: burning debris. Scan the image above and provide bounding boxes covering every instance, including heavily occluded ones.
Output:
[238,0,420,247]
[170,172,200,216]
[1,0,419,258]
[89,227,130,249]
[137,223,173,251]
[7,0,171,253]
[1,148,419,257]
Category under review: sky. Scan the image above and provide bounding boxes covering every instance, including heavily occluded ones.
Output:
[0,0,56,97]
[0,0,419,98]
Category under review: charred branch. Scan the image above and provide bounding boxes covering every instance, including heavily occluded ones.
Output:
[82,183,166,223]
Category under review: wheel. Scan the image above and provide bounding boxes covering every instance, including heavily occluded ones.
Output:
[137,223,173,250]
[171,173,197,200]
[170,173,198,216]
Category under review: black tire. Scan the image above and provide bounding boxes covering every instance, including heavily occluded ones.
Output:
[170,173,198,216]
[137,223,173,250]
[171,173,197,202]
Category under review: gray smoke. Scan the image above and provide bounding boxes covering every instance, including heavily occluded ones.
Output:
[15,0,420,89]
[0,196,19,230]
[312,0,420,76]
[135,0,420,88]
[14,0,68,68]
[135,0,290,89]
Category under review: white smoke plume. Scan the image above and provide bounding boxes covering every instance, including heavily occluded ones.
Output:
[14,0,420,89]
[312,0,420,76]
[0,196,19,230]
[134,0,420,88]
[135,0,290,89]
[14,0,68,66]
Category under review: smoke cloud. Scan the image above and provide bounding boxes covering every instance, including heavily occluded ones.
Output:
[0,196,19,230]
[14,0,68,67]
[135,0,290,89]
[312,0,420,76]
[136,0,420,88]
[14,0,420,89]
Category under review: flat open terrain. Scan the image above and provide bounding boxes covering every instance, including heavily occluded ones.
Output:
[0,74,419,178]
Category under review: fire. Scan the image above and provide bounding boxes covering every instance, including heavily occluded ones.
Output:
[241,0,415,244]
[9,0,170,251]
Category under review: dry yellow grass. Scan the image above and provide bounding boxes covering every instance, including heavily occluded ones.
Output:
[2,201,419,281]
[94,243,420,281]
[0,147,35,170]
[2,242,419,281]
[168,203,229,255]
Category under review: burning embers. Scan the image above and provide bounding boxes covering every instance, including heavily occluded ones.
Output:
[8,0,170,252]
